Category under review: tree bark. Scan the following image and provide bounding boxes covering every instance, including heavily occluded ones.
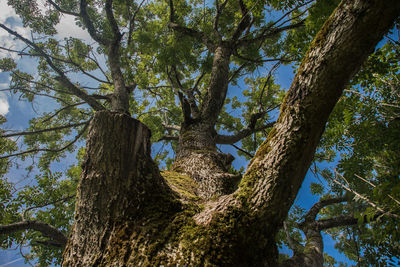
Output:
[173,120,240,199]
[62,111,179,265]
[62,0,400,266]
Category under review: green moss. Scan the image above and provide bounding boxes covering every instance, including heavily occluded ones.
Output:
[162,171,200,201]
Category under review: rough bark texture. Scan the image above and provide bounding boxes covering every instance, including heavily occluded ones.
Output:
[62,0,400,266]
[237,0,400,244]
[62,111,179,266]
[173,121,240,198]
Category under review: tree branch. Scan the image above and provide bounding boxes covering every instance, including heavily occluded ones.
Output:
[0,123,89,159]
[237,20,305,47]
[240,0,400,233]
[47,0,80,16]
[105,0,122,41]
[0,220,67,248]
[300,197,348,226]
[216,119,275,144]
[80,0,109,45]
[0,23,105,111]
[2,121,89,138]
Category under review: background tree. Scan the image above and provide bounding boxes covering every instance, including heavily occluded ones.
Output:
[0,0,399,266]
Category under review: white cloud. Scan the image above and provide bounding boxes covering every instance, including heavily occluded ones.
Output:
[0,93,9,115]
[0,2,16,22]
[56,14,92,41]
[0,2,30,60]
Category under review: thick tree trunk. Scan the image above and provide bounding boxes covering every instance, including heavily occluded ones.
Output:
[63,111,276,266]
[62,1,400,266]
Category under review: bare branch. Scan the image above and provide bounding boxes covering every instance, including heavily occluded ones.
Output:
[331,171,400,219]
[41,102,86,123]
[258,62,281,111]
[354,174,400,207]
[23,195,75,220]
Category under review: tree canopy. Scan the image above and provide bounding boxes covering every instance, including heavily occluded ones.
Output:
[0,0,399,266]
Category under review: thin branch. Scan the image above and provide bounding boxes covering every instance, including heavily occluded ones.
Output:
[0,23,105,111]
[128,0,146,46]
[23,195,74,220]
[237,20,305,47]
[2,121,89,138]
[230,143,254,158]
[0,123,89,159]
[214,0,229,39]
[354,174,400,207]
[258,62,281,111]
[233,50,292,64]
[157,135,179,142]
[331,171,400,219]
[41,102,86,123]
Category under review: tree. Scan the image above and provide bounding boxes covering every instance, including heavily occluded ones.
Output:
[0,0,399,266]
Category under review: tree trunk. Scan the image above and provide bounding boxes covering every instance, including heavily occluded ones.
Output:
[62,111,180,265]
[62,111,276,266]
[62,0,400,266]
[172,120,240,199]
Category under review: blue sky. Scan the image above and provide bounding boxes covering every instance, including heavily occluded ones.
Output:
[0,2,364,266]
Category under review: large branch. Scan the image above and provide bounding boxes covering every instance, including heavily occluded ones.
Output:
[80,0,109,45]
[301,197,348,225]
[104,1,130,114]
[239,0,400,232]
[0,220,67,248]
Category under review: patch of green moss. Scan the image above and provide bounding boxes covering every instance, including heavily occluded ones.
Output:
[162,171,200,201]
